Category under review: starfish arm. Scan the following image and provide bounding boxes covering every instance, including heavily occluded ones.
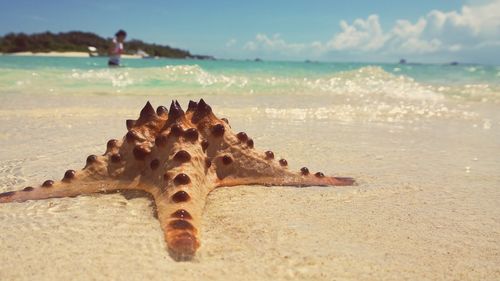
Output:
[217,174,355,187]
[0,177,138,204]
[207,133,356,187]
[0,102,171,204]
[211,148,356,187]
[187,104,356,189]
[0,168,143,204]
[153,185,208,261]
[146,128,215,260]
[0,137,150,204]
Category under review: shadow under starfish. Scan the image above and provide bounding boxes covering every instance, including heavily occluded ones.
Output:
[0,99,355,261]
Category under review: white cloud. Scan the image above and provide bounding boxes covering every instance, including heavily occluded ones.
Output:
[243,33,307,54]
[225,38,237,47]
[237,0,500,62]
[427,0,500,37]
[392,19,427,39]
[326,15,389,51]
[448,44,462,52]
[243,41,257,51]
[397,38,442,54]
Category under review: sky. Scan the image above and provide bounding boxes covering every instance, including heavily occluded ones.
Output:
[0,0,499,64]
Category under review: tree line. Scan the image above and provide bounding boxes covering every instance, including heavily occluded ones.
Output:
[0,31,212,59]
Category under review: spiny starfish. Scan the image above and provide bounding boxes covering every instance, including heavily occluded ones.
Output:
[0,99,355,261]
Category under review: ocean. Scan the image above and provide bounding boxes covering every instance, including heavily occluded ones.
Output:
[0,55,499,280]
[1,55,498,124]
[1,56,499,97]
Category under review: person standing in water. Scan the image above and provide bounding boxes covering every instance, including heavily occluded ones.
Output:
[108,30,127,66]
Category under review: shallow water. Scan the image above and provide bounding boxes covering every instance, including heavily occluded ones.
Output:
[1,56,499,99]
[1,56,498,127]
[0,56,499,280]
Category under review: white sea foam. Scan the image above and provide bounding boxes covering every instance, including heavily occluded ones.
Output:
[1,64,498,101]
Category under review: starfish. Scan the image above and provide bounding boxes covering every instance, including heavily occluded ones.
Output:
[0,99,355,261]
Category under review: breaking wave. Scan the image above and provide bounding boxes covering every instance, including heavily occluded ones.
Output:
[0,62,499,105]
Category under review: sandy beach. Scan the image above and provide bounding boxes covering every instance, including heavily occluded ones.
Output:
[0,90,498,280]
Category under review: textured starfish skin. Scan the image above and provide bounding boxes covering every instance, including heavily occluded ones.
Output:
[0,99,355,261]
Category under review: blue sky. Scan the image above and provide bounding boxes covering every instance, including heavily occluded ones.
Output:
[1,0,499,63]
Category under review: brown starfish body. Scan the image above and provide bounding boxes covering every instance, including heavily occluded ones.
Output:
[0,99,355,261]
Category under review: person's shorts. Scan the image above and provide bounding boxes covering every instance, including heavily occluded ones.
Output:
[108,60,120,66]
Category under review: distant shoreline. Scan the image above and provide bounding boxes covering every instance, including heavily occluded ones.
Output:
[1,51,143,59]
[0,31,213,60]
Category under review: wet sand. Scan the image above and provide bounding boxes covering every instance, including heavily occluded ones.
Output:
[0,95,499,280]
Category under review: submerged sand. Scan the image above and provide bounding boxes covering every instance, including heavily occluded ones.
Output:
[0,94,499,280]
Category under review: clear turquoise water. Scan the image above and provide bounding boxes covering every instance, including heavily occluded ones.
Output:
[0,56,498,102]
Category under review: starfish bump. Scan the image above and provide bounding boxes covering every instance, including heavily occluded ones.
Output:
[0,99,355,261]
